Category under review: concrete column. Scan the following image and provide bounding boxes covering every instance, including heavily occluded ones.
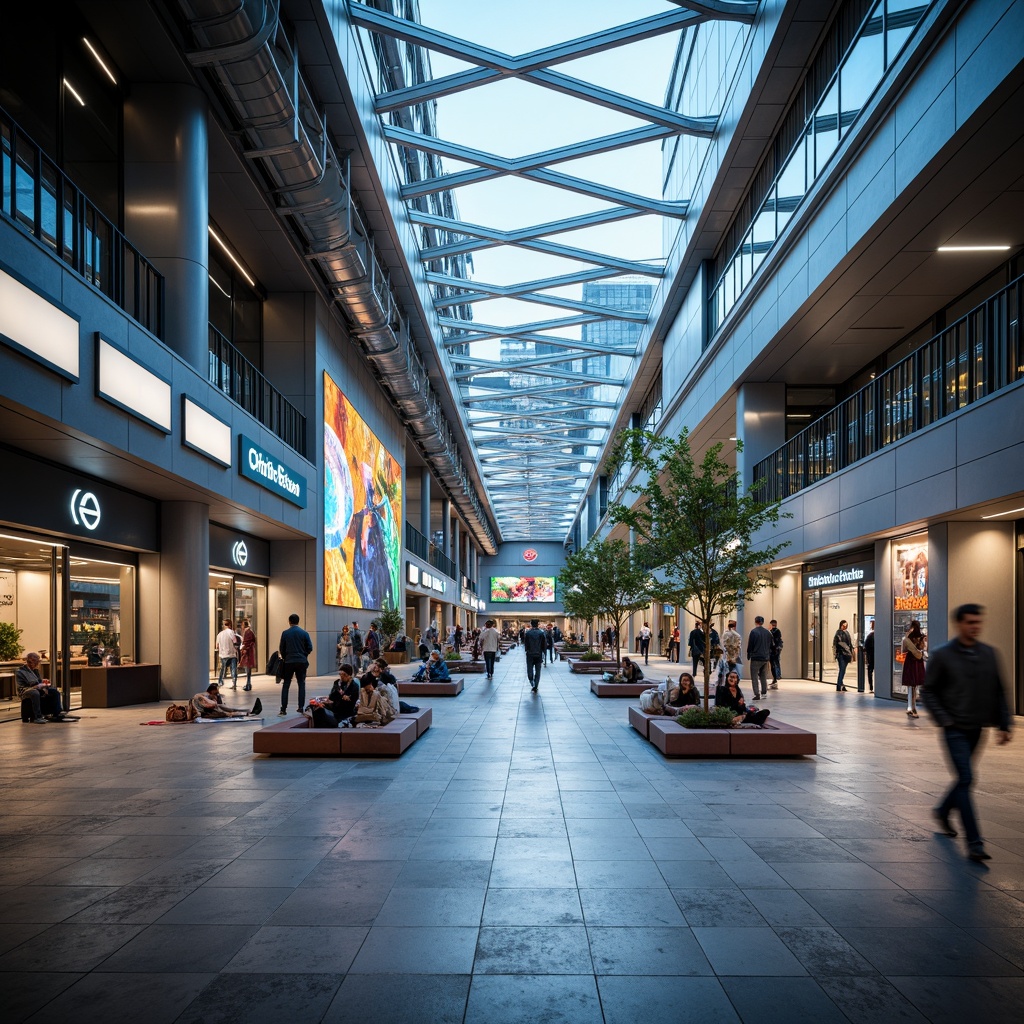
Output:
[124,84,208,369]
[586,492,598,545]
[420,469,431,540]
[735,383,787,491]
[157,501,209,699]
[441,498,451,555]
[417,594,430,643]
[453,519,461,586]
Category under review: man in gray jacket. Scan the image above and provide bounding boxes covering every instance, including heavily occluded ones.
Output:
[922,604,1011,862]
[745,616,773,700]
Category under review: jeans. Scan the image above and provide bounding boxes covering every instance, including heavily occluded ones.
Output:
[937,726,983,847]
[483,650,496,676]
[526,655,543,687]
[769,653,781,683]
[280,663,307,712]
[23,686,64,719]
[218,656,238,686]
[639,638,650,663]
[835,654,850,689]
[748,659,769,697]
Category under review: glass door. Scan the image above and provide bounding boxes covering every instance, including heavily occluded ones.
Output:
[821,585,860,686]
[805,590,820,680]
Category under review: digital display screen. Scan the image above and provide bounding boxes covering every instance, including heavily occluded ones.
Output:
[490,576,556,603]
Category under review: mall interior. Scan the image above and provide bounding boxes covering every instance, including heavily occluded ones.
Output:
[1,2,1024,1021]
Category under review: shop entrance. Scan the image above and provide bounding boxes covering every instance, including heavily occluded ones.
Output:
[804,577,875,688]
[208,574,266,681]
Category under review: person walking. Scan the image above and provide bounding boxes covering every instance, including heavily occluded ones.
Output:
[686,621,706,677]
[544,623,555,663]
[746,616,773,700]
[238,618,257,691]
[768,619,783,689]
[721,619,742,679]
[215,619,240,689]
[523,618,546,692]
[862,622,875,692]
[668,626,680,663]
[922,604,1012,862]
[902,620,926,717]
[638,621,652,665]
[832,619,853,691]
[278,613,313,716]
[480,619,500,679]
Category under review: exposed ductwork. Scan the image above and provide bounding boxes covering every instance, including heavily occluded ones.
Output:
[171,0,498,551]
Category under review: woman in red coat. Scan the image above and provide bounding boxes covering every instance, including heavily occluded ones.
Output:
[239,618,258,691]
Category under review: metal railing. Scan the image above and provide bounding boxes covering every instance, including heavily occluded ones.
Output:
[208,326,307,458]
[404,522,458,581]
[754,274,1024,502]
[1,107,163,337]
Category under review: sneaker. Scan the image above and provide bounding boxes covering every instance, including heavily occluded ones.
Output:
[31,716,47,724]
[968,848,992,862]
[933,810,957,837]
[277,709,286,717]
[243,685,252,691]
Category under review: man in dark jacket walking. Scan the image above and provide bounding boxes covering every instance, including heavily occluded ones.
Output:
[746,616,773,700]
[923,604,1011,862]
[278,613,313,716]
[523,619,547,692]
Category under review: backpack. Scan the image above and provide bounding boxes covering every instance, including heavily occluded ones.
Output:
[165,702,197,723]
[639,687,665,714]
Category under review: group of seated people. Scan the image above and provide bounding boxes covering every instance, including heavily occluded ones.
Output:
[647,670,770,725]
[306,658,419,729]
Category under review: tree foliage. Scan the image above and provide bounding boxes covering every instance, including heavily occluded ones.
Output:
[559,538,652,665]
[608,428,789,709]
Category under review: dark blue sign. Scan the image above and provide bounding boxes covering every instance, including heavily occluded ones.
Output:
[239,435,307,508]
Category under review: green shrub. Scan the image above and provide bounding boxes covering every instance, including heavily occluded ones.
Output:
[579,650,604,661]
[677,705,737,729]
[0,621,23,662]
[443,650,464,662]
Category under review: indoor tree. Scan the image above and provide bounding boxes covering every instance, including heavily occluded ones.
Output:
[608,428,789,709]
[559,538,652,666]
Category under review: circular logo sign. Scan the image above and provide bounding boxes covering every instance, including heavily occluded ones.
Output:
[523,548,538,562]
[232,541,248,567]
[70,489,101,531]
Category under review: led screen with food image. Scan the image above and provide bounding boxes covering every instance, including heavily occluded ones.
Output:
[490,576,556,603]
[323,372,402,609]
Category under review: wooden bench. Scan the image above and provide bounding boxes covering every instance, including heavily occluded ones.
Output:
[628,708,816,757]
[253,708,432,757]
[398,677,464,697]
[590,681,650,697]
[567,658,619,674]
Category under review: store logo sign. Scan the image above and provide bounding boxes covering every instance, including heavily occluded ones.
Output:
[231,541,248,567]
[70,489,101,531]
[523,548,538,562]
[238,435,307,507]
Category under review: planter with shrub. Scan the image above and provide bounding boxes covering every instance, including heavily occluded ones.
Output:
[676,706,737,729]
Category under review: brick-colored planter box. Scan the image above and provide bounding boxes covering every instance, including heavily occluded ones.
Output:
[649,719,731,756]
[253,708,432,757]
[568,658,619,674]
[637,716,816,758]
[590,681,650,697]
[398,677,464,697]
[628,706,663,738]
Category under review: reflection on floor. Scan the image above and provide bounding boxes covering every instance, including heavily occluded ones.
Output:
[1,657,1022,1024]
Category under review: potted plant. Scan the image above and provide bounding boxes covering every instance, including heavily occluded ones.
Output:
[0,621,23,663]
[377,603,408,664]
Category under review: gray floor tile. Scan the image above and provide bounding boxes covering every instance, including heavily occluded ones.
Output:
[801,889,953,928]
[573,859,663,889]
[743,889,829,927]
[375,886,486,926]
[95,923,259,973]
[488,857,575,888]
[464,974,603,1024]
[222,925,367,973]
[965,926,1024,970]
[0,922,142,972]
[597,975,741,1024]
[482,888,584,926]
[579,887,686,927]
[889,976,1024,1024]
[816,975,930,1023]
[775,925,877,975]
[0,885,118,923]
[175,972,340,1024]
[2,970,84,1024]
[324,974,470,1024]
[721,977,848,1024]
[691,926,808,976]
[588,925,713,975]
[156,886,293,925]
[671,888,766,927]
[839,925,1024,975]
[474,925,592,973]
[348,925,478,974]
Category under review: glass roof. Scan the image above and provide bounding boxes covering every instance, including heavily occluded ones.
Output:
[351,0,756,541]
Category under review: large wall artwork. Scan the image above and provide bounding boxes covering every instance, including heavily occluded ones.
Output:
[323,372,402,609]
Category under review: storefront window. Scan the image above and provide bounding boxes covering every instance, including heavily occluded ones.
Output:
[892,533,928,695]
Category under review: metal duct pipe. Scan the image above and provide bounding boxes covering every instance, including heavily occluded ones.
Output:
[174,0,497,550]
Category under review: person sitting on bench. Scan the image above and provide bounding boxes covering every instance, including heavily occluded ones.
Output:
[715,671,770,726]
[411,650,451,682]
[17,652,67,723]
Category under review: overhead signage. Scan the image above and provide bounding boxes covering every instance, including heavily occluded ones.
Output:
[523,548,538,562]
[209,524,270,577]
[70,489,101,531]
[803,561,874,590]
[239,434,307,507]
[407,563,421,585]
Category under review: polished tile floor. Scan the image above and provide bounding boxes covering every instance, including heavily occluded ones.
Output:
[2,653,1023,1023]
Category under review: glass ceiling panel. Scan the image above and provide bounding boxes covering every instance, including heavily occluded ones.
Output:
[349,0,755,540]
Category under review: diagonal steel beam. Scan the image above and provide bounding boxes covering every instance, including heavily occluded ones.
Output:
[428,266,647,297]
[443,331,638,356]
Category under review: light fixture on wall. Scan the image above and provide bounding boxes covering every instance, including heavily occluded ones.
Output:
[937,245,1011,252]
[208,226,256,287]
[981,506,1024,520]
[83,38,117,85]
[63,78,85,106]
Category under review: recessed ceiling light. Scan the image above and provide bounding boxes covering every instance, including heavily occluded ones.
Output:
[937,245,1011,252]
[981,505,1024,520]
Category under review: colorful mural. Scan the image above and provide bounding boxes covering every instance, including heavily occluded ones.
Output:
[323,372,402,609]
[490,576,556,603]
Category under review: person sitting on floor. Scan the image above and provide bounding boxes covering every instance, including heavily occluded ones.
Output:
[410,649,451,682]
[17,652,68,723]
[613,656,644,684]
[665,671,701,712]
[191,683,260,719]
[714,670,770,726]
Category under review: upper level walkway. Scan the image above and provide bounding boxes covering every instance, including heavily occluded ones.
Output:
[2,656,1021,1023]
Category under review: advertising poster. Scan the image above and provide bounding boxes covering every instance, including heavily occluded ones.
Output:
[892,533,928,692]
[490,576,556,603]
[323,372,402,610]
